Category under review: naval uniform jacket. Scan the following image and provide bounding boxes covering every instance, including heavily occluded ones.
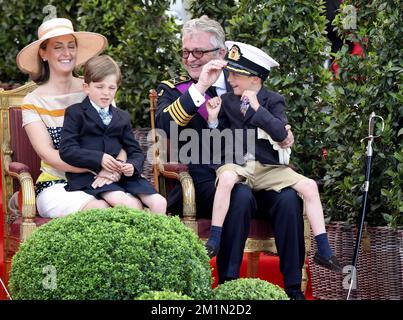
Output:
[60,96,145,192]
[218,86,289,166]
[155,74,232,185]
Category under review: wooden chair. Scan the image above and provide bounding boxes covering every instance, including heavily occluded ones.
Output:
[148,89,311,292]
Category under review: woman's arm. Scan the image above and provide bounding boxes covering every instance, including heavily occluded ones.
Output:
[24,121,90,173]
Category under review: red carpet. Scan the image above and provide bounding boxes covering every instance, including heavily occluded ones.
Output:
[210,253,314,299]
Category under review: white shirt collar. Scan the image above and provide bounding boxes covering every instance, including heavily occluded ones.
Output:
[89,98,110,113]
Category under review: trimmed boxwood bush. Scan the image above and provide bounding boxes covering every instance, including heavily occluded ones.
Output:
[135,291,193,300]
[213,278,289,300]
[8,207,212,300]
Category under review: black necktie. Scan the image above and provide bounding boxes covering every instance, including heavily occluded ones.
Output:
[209,86,218,97]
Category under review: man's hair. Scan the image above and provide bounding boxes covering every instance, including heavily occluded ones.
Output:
[84,54,122,85]
[182,15,226,49]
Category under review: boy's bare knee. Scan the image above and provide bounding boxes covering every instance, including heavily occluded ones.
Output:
[148,195,167,214]
[126,196,143,209]
[83,199,109,210]
[300,178,319,199]
[217,171,239,190]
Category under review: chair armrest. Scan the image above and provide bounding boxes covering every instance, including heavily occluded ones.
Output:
[8,161,31,174]
[159,163,188,178]
[4,160,37,240]
[158,163,196,220]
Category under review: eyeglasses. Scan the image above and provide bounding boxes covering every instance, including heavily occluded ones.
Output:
[181,48,220,59]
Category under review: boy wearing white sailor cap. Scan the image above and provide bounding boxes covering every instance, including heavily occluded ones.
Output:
[205,41,342,274]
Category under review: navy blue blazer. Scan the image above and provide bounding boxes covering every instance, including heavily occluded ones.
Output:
[218,86,288,165]
[60,96,144,192]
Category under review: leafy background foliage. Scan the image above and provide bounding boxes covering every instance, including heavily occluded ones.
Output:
[0,0,182,127]
[190,0,402,227]
[1,1,401,227]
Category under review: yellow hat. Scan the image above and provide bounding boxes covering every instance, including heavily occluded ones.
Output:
[16,18,107,75]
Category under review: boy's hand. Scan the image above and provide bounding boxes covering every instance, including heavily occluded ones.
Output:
[279,125,295,149]
[241,90,259,111]
[206,96,222,123]
[101,153,123,172]
[121,162,135,177]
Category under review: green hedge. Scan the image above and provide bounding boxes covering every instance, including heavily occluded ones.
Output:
[321,0,402,227]
[135,290,193,300]
[213,278,289,300]
[9,208,212,299]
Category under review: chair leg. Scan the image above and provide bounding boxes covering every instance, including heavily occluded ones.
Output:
[246,252,260,278]
[301,260,308,294]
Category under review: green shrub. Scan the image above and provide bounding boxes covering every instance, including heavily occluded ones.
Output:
[321,0,402,227]
[135,291,193,300]
[9,207,212,300]
[213,278,289,300]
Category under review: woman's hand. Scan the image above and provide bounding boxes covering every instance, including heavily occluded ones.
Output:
[91,169,121,189]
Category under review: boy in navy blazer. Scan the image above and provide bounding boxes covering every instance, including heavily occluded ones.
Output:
[60,55,166,214]
[205,42,342,273]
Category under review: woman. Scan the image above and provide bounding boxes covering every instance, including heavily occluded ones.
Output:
[17,17,124,218]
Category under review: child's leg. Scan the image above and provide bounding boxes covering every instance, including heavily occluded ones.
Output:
[137,193,167,215]
[292,178,341,271]
[206,170,242,257]
[101,191,143,209]
[292,178,325,236]
[212,170,242,226]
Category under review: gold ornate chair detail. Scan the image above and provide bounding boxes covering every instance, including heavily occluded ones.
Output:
[0,82,43,276]
[149,89,311,292]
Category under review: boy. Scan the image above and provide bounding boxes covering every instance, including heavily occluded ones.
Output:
[60,55,166,214]
[205,42,342,272]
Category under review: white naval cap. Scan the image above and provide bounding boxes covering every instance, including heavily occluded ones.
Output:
[224,41,279,80]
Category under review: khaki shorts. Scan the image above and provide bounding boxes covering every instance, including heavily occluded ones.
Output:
[216,161,306,192]
[36,183,95,218]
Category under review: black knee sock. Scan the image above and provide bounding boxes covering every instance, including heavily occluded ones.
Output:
[315,232,333,258]
[206,226,222,251]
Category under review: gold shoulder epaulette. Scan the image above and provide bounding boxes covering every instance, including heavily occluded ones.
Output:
[161,75,191,88]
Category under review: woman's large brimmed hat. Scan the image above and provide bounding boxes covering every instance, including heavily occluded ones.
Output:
[16,18,107,75]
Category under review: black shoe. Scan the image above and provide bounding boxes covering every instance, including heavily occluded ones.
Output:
[205,243,219,258]
[286,290,306,300]
[313,253,343,273]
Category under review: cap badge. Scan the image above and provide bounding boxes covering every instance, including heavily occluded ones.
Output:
[228,45,241,61]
